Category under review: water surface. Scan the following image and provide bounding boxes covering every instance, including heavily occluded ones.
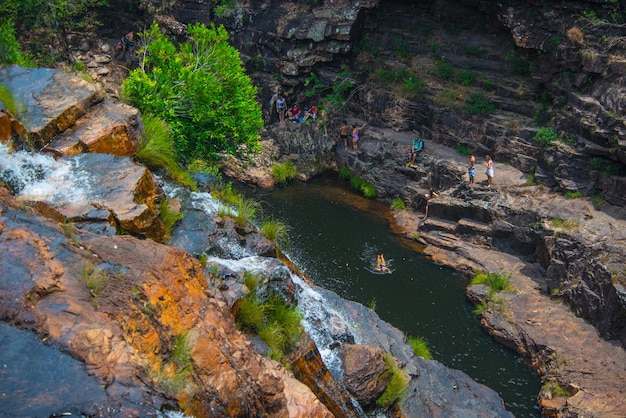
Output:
[241,174,541,417]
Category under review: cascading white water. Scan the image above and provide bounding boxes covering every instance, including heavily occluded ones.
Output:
[160,179,363,402]
[0,144,91,204]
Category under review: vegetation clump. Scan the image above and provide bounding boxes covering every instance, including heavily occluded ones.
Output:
[376,354,409,408]
[338,167,377,198]
[235,273,303,364]
[122,22,263,163]
[159,199,183,241]
[533,127,558,148]
[471,270,513,294]
[136,115,196,190]
[260,219,290,247]
[390,198,406,211]
[271,160,298,185]
[407,335,432,360]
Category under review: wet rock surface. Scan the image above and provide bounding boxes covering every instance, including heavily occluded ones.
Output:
[0,323,111,418]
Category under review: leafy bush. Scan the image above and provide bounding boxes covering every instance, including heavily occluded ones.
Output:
[136,115,197,190]
[407,335,432,360]
[533,127,558,147]
[123,22,263,162]
[271,160,298,184]
[456,145,470,155]
[0,22,33,66]
[464,92,496,116]
[435,60,454,80]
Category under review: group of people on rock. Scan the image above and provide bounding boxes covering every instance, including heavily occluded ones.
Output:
[467,154,494,188]
[275,94,496,188]
[334,120,367,152]
[275,95,328,135]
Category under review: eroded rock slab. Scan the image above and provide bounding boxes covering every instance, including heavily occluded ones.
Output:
[44,98,143,157]
[0,66,104,150]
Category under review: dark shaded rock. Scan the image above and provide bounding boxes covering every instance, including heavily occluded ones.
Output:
[0,323,116,418]
[338,343,390,405]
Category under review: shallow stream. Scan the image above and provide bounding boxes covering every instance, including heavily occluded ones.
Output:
[240,174,541,417]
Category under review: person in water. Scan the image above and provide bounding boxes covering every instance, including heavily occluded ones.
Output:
[374,254,391,273]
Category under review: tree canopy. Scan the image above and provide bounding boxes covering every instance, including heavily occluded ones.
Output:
[122,22,263,162]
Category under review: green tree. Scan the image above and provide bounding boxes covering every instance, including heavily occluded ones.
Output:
[1,0,107,63]
[122,22,263,162]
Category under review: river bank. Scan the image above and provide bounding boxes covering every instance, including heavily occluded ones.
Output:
[223,120,626,417]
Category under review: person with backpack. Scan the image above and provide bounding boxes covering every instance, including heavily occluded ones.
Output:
[408,137,424,167]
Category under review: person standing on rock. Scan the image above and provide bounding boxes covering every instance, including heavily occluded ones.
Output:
[468,155,476,186]
[485,155,494,188]
[335,120,351,151]
[352,122,367,153]
[276,95,287,124]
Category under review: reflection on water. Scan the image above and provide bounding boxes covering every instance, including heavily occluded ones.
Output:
[240,174,541,417]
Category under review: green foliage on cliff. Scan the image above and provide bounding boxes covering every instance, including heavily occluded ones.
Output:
[236,285,304,364]
[471,270,513,294]
[122,22,263,163]
[260,219,290,247]
[533,127,558,148]
[136,115,197,190]
[271,160,298,184]
[376,354,409,408]
[339,167,377,198]
[1,0,107,63]
[407,335,432,360]
[0,22,33,66]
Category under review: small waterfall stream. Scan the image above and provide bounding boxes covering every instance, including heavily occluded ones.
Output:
[0,147,537,416]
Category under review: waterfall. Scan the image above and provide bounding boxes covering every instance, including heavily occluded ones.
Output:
[161,179,367,415]
[0,144,91,204]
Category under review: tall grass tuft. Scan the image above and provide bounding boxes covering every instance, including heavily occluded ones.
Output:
[159,199,183,241]
[391,198,406,210]
[236,294,265,331]
[272,160,298,184]
[471,270,513,293]
[234,198,260,227]
[80,263,108,306]
[345,172,377,199]
[261,219,290,246]
[376,354,409,408]
[243,270,260,292]
[407,335,432,360]
[236,291,303,365]
[136,115,197,190]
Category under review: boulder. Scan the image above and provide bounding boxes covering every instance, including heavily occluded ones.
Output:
[338,343,390,404]
[0,66,105,150]
[43,98,143,157]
